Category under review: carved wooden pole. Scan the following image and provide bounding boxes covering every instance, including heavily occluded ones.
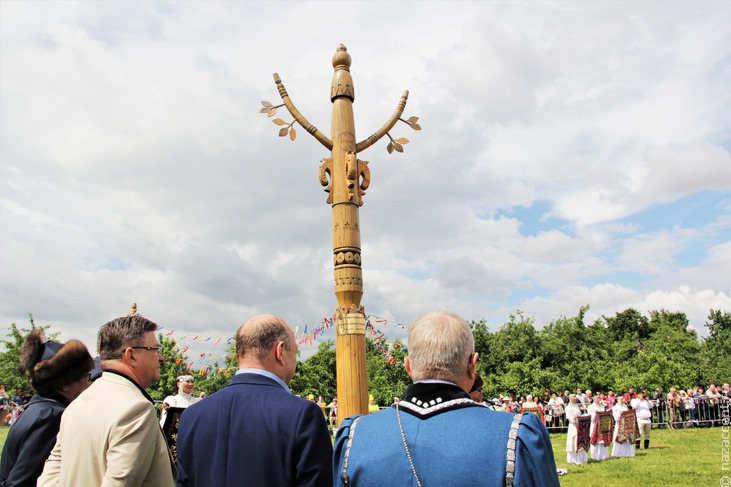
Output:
[261,44,420,424]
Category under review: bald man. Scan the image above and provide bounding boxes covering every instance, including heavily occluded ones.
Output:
[175,315,332,487]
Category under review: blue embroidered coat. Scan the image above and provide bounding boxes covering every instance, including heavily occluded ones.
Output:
[334,382,559,487]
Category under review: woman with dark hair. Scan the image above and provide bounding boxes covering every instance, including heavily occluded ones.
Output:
[0,330,94,486]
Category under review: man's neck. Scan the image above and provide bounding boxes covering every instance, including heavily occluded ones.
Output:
[102,360,144,388]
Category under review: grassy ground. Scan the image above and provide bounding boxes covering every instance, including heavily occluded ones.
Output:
[0,425,726,485]
[551,427,723,486]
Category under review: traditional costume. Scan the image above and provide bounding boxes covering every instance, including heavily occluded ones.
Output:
[565,399,588,464]
[611,402,636,458]
[587,401,610,461]
[159,390,200,427]
[334,381,559,486]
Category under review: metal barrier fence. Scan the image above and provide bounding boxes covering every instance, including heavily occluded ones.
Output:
[651,395,729,429]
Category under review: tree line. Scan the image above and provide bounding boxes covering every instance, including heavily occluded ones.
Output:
[1,307,728,406]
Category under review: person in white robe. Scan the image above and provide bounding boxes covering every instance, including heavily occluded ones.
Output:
[565,394,588,464]
[588,396,609,461]
[611,396,635,458]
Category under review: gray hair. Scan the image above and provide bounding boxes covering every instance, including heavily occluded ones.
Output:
[407,310,474,383]
[97,316,158,360]
[236,315,291,363]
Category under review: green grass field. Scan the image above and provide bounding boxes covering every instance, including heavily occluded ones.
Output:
[0,425,726,485]
[551,427,724,486]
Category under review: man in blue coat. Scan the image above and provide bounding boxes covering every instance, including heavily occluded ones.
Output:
[334,310,560,487]
[176,314,332,487]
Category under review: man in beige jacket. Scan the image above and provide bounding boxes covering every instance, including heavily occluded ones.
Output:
[38,315,175,487]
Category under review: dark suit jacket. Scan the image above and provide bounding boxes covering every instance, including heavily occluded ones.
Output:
[0,394,67,487]
[176,372,333,487]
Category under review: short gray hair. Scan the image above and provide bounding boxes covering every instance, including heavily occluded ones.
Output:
[407,310,474,383]
[97,316,158,360]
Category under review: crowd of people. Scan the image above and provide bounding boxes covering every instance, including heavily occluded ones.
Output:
[0,386,33,427]
[0,309,724,486]
[464,384,730,432]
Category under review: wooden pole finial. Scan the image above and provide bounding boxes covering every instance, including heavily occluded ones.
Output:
[332,44,351,70]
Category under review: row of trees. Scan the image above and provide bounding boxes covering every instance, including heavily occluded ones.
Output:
[1,307,728,405]
[290,307,730,404]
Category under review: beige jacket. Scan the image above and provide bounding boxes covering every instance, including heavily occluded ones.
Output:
[38,372,175,487]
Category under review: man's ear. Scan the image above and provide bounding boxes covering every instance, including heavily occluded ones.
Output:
[121,347,135,366]
[274,341,285,364]
[404,356,413,379]
[466,352,478,382]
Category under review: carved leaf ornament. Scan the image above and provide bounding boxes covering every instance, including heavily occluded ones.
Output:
[259,103,420,152]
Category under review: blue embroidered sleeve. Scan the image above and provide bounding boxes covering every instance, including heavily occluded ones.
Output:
[514,412,561,487]
[333,415,362,487]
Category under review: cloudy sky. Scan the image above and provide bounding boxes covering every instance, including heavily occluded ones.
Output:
[1,1,729,362]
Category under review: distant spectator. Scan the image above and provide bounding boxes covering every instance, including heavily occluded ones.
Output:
[328,397,338,427]
[707,383,722,426]
[562,390,571,406]
[666,388,680,426]
[653,388,666,428]
[547,392,565,428]
[694,386,708,423]
[630,391,653,449]
[522,394,539,409]
[468,374,484,404]
[10,390,22,407]
[317,395,327,417]
[0,386,7,414]
[368,395,380,413]
[679,390,691,423]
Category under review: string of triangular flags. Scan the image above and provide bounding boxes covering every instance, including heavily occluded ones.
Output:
[128,303,409,372]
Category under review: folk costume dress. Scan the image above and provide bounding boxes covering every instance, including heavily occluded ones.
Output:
[587,402,609,461]
[334,381,560,487]
[159,391,201,428]
[611,403,635,458]
[565,402,588,465]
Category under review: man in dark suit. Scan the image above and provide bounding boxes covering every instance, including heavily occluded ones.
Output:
[175,314,333,487]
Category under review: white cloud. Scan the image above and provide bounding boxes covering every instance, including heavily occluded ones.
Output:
[1,1,729,362]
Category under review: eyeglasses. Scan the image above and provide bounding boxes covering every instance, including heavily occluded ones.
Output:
[131,345,162,352]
